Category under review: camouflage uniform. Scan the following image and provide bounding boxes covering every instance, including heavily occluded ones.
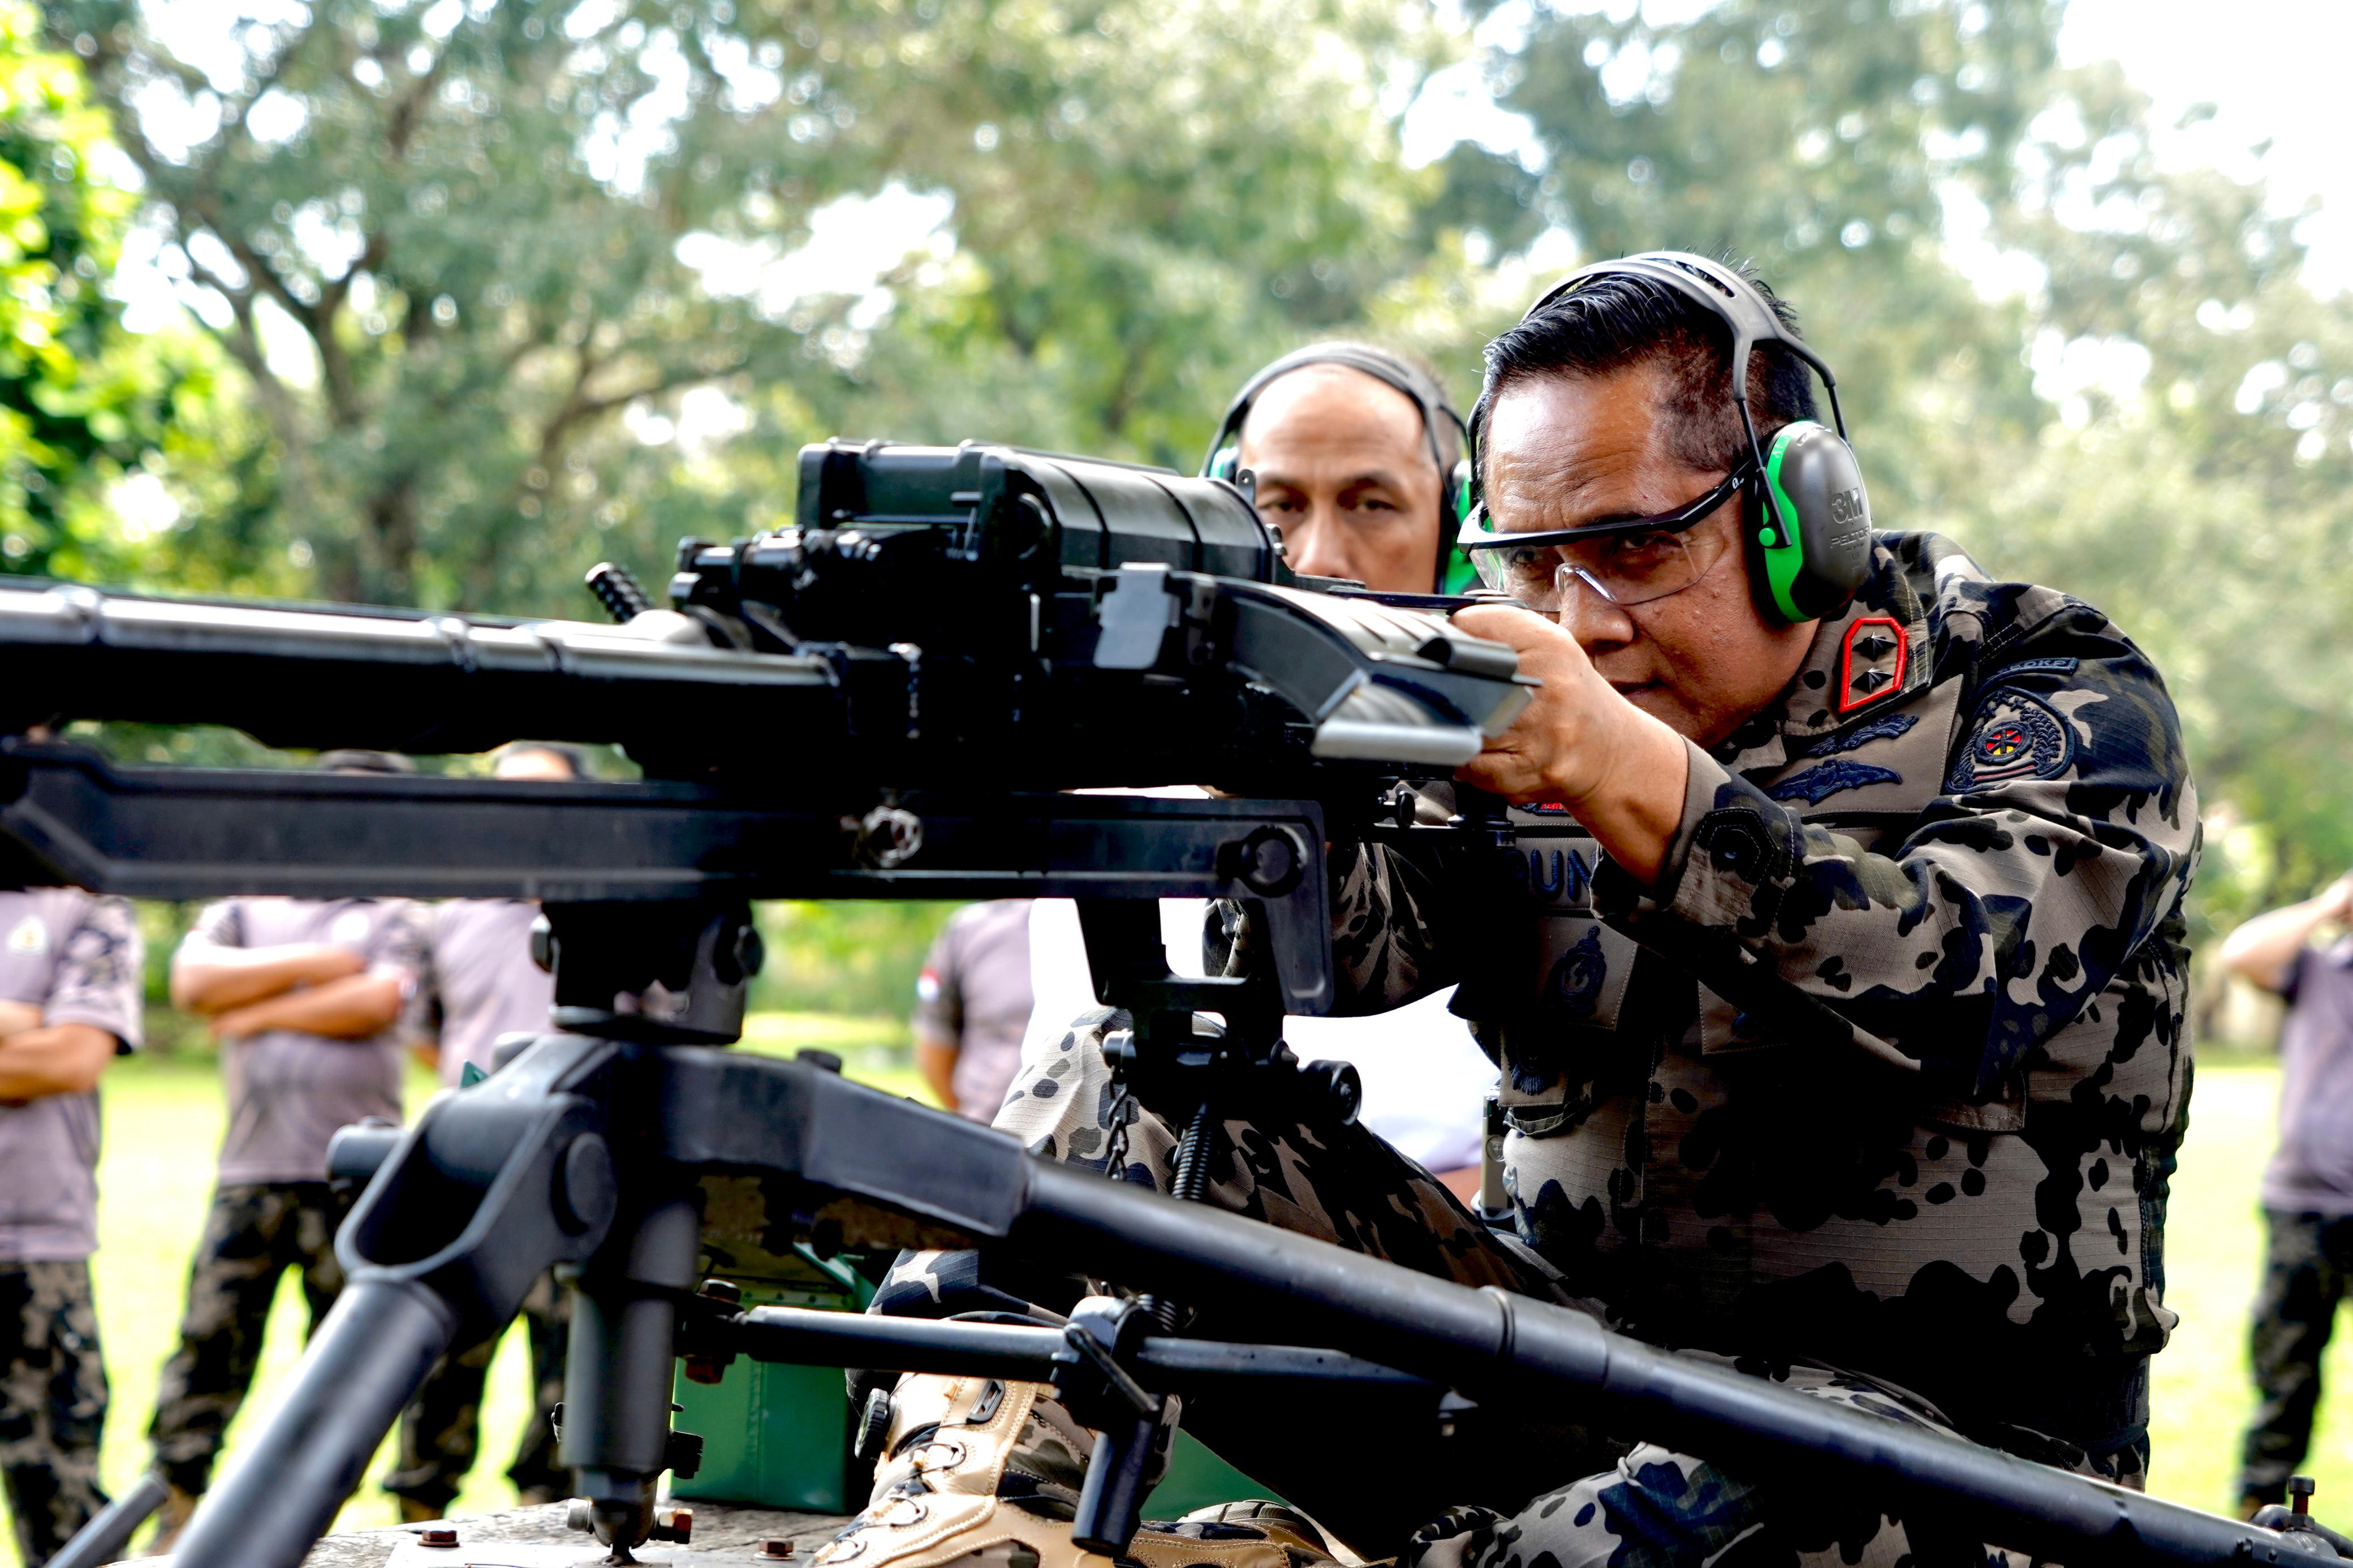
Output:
[382,1271,570,1512]
[146,1183,351,1495]
[0,1263,110,1567]
[0,891,143,1566]
[881,532,2194,1563]
[2238,1211,2353,1506]
[149,896,429,1498]
[1329,529,2198,1476]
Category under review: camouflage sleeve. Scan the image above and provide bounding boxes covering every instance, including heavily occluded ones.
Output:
[45,895,144,1049]
[1602,600,2198,1103]
[1323,837,1463,1015]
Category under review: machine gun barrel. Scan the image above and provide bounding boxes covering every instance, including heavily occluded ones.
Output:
[0,581,839,756]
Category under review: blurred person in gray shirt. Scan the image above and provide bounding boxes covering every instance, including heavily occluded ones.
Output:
[0,889,142,1567]
[146,751,430,1551]
[912,901,1035,1122]
[2224,872,2353,1515]
[381,742,583,1520]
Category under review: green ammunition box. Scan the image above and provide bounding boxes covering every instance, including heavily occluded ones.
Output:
[676,1175,1273,1516]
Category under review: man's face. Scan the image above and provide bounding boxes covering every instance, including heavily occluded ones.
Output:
[1482,363,1812,747]
[495,747,577,782]
[1236,365,1443,593]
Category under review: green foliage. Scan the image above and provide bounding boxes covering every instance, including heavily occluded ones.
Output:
[751,900,955,1019]
[0,0,201,578]
[50,0,1448,614]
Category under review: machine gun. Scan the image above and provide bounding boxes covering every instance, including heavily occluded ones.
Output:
[2,441,2341,1568]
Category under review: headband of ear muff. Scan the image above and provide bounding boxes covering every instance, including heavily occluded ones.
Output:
[1204,343,1473,592]
[1472,251,1872,623]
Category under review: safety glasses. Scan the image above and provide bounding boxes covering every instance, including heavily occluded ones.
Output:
[1459,463,1752,610]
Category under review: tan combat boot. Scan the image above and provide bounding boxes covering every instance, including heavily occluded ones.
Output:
[813,1373,1338,1568]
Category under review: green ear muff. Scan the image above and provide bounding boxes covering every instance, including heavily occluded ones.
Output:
[1209,446,1242,483]
[1438,458,1479,592]
[1754,420,1873,623]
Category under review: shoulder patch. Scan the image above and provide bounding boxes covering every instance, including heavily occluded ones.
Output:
[1838,615,1909,713]
[1807,710,1918,757]
[1766,759,1903,805]
[6,915,47,956]
[1947,688,2075,793]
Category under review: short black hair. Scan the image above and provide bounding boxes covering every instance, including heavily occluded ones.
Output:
[1472,256,1818,481]
[497,740,589,779]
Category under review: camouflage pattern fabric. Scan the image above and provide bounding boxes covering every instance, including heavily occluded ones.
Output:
[2238,1209,2353,1506]
[989,1007,1566,1302]
[1395,1362,2032,1568]
[383,1270,570,1511]
[0,1262,107,1567]
[867,532,2190,1558]
[1328,531,2196,1471]
[148,1182,349,1494]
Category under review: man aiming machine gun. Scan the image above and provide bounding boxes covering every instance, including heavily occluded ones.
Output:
[0,438,2338,1568]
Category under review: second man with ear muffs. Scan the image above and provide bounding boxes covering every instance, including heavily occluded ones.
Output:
[827,256,2199,1568]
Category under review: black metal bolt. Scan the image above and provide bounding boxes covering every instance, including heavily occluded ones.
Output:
[759,1541,797,1560]
[585,561,653,623]
[2291,1475,2316,1517]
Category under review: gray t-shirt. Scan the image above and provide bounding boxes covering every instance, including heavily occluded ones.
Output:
[425,900,554,1088]
[182,898,430,1186]
[0,889,144,1261]
[2264,937,2353,1214]
[912,901,1035,1123]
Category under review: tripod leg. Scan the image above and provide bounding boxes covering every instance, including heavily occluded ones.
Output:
[166,1280,459,1568]
[562,1190,703,1556]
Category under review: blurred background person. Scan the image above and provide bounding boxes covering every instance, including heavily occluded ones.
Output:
[1210,342,1493,1192]
[380,742,585,1521]
[1207,340,1469,594]
[0,890,143,1567]
[145,751,430,1552]
[2223,872,2353,1517]
[912,899,1034,1123]
[1006,346,1497,1190]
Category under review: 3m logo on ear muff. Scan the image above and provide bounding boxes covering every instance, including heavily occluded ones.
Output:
[1828,488,1866,525]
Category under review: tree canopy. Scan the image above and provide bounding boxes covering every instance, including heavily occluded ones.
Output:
[17,0,2353,948]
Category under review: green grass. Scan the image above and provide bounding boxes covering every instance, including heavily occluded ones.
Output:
[6,1039,2345,1563]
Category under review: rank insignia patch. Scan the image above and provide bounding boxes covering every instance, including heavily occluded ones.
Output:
[1948,688,2075,792]
[1838,615,1908,713]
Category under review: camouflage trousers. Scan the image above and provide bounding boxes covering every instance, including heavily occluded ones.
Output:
[149,1182,349,1495]
[874,1011,2077,1566]
[0,1261,107,1567]
[2238,1209,2353,1505]
[382,1271,570,1512]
